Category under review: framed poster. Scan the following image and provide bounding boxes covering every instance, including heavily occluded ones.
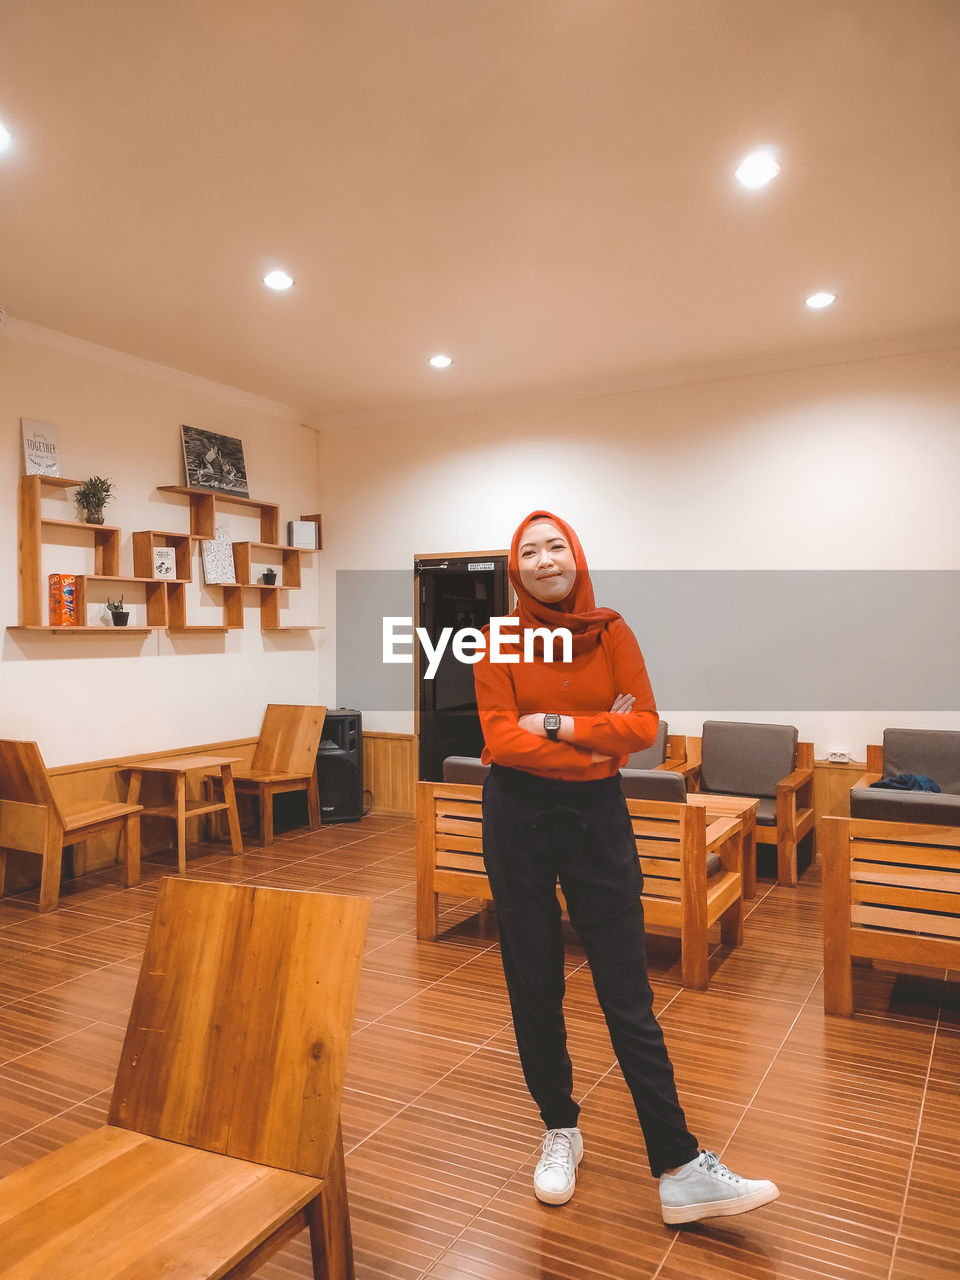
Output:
[200,525,237,585]
[153,547,176,578]
[22,418,61,476]
[181,424,249,497]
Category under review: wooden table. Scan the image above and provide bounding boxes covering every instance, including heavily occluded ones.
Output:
[124,754,243,873]
[687,792,759,899]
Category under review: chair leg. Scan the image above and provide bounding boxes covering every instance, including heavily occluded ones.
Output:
[307,768,321,831]
[720,895,744,949]
[259,785,274,846]
[306,1121,355,1280]
[38,817,64,913]
[681,930,709,989]
[778,836,798,887]
[123,814,141,887]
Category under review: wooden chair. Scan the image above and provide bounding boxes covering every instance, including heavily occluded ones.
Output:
[0,739,142,912]
[849,728,960,824]
[821,815,960,1016]
[417,780,744,989]
[210,704,326,846]
[0,877,370,1278]
[679,721,815,887]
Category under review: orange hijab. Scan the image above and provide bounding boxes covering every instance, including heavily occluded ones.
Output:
[509,510,621,656]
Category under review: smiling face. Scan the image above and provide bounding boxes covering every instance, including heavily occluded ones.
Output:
[517,521,577,604]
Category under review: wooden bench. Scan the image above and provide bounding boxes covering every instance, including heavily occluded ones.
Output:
[821,815,960,1015]
[0,877,370,1278]
[0,739,142,912]
[417,781,744,988]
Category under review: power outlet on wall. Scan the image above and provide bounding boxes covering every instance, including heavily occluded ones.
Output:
[827,750,851,763]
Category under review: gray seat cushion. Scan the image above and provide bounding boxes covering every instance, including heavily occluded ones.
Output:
[700,721,798,799]
[441,756,490,784]
[619,769,686,803]
[882,728,960,795]
[850,787,960,826]
[697,792,777,825]
[626,720,668,770]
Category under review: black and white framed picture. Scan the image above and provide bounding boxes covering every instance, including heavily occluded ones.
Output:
[180,424,249,497]
[153,547,176,578]
[200,524,237,585]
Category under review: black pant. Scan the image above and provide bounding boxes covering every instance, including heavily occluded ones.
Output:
[481,763,700,1177]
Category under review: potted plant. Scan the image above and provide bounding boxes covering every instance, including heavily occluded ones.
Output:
[75,476,115,525]
[106,595,129,627]
[261,568,278,585]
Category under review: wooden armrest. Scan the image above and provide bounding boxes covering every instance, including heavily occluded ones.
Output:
[850,772,882,791]
[777,766,813,794]
[705,816,740,853]
[668,761,700,779]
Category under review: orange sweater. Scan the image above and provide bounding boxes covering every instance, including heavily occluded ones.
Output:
[474,616,659,780]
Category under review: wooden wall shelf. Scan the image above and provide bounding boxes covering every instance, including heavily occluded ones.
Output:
[13,476,322,636]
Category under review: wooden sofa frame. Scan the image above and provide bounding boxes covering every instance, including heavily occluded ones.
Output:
[417,780,744,989]
[676,737,815,887]
[820,815,960,1015]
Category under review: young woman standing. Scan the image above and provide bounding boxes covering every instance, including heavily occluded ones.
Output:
[474,510,778,1224]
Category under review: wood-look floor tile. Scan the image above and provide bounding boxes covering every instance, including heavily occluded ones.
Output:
[657,1028,778,1108]
[917,1077,958,1154]
[657,987,801,1049]
[720,1106,913,1234]
[0,1073,77,1144]
[0,911,106,948]
[416,1047,544,1139]
[347,1023,475,1103]
[339,1087,406,1152]
[0,999,94,1064]
[751,1044,926,1144]
[429,1168,671,1280]
[0,943,99,1004]
[890,1237,960,1279]
[381,978,514,1045]
[354,969,432,1023]
[363,936,491,982]
[26,962,140,1026]
[0,1090,110,1177]
[0,1021,124,1107]
[49,918,151,965]
[929,1027,959,1083]
[779,1003,936,1076]
[898,1142,960,1255]
[656,1198,895,1280]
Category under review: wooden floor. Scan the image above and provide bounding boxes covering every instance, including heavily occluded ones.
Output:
[0,814,957,1280]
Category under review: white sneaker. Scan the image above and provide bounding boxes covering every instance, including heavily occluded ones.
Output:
[533,1127,583,1205]
[659,1150,779,1224]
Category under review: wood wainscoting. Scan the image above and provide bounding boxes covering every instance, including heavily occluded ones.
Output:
[362,732,415,817]
[813,757,867,823]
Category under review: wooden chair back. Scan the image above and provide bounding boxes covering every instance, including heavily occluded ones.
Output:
[251,704,327,775]
[628,798,706,902]
[109,877,369,1178]
[0,740,64,826]
[430,783,484,874]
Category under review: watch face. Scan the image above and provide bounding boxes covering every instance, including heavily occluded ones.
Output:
[544,714,561,731]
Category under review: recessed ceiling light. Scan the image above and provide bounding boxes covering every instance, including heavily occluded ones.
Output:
[428,354,453,368]
[735,149,781,189]
[263,269,294,291]
[0,122,13,151]
[805,291,837,309]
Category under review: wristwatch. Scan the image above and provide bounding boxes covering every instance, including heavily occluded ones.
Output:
[543,713,561,741]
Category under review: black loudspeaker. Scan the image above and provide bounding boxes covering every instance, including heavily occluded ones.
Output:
[317,708,363,823]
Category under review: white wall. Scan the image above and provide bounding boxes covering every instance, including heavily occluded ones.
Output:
[0,323,334,765]
[319,344,960,755]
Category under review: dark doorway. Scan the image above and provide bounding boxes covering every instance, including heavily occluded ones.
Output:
[415,552,510,781]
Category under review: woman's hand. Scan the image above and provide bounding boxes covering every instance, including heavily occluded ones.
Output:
[610,692,635,715]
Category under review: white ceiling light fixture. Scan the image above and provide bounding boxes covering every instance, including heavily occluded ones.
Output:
[0,122,13,151]
[805,291,837,309]
[428,353,453,368]
[263,269,294,291]
[734,148,781,189]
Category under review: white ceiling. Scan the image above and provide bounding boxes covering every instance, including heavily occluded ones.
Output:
[1,0,958,424]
